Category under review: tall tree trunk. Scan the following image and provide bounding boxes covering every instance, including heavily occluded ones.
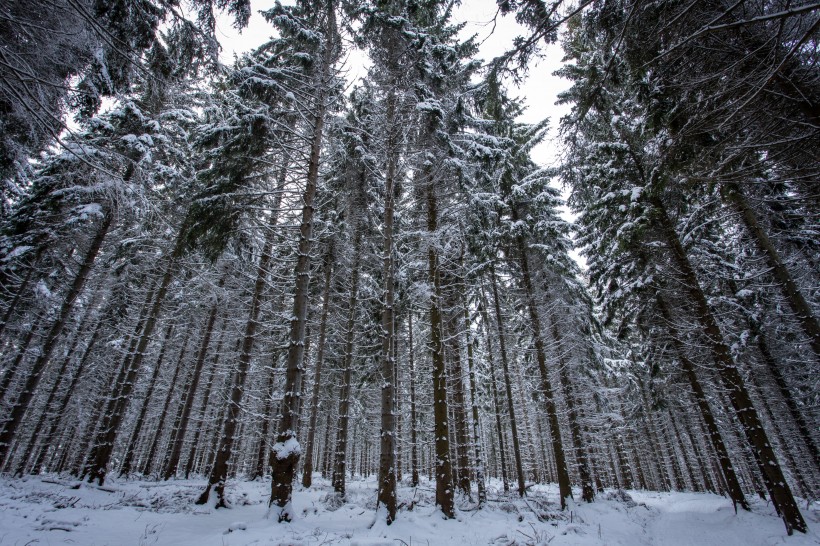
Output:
[682,410,717,493]
[86,225,186,485]
[0,211,112,464]
[750,319,820,471]
[614,432,633,490]
[375,89,399,523]
[510,236,572,508]
[488,266,526,497]
[480,302,510,493]
[0,315,43,404]
[666,315,750,507]
[722,182,820,361]
[184,320,228,479]
[198,225,277,507]
[141,327,193,476]
[119,323,175,477]
[407,311,420,488]
[70,359,121,477]
[427,181,454,518]
[394,333,403,483]
[653,197,806,534]
[514,353,540,483]
[321,394,335,479]
[164,290,222,480]
[549,317,595,502]
[463,297,486,505]
[445,298,471,497]
[332,231,361,496]
[33,318,102,473]
[268,7,336,516]
[302,252,333,488]
[253,353,279,481]
[17,298,99,474]
[0,256,38,340]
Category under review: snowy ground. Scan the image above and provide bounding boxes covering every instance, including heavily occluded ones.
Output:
[0,474,818,545]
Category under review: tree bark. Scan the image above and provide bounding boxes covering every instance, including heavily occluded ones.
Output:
[444,296,471,497]
[302,252,333,488]
[511,236,572,508]
[0,315,43,404]
[427,181,455,518]
[17,298,99,474]
[750,319,820,472]
[463,296,486,505]
[198,225,277,507]
[332,231,361,496]
[480,301,510,493]
[407,311,420,488]
[184,320,228,479]
[86,225,186,485]
[549,317,595,502]
[118,322,175,477]
[0,257,38,340]
[723,182,820,361]
[375,89,399,523]
[658,295,751,509]
[268,9,335,517]
[487,265,526,497]
[141,327,193,476]
[33,318,102,473]
[0,211,112,465]
[653,196,806,534]
[164,290,222,480]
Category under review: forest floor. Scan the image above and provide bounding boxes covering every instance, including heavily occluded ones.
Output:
[0,474,818,546]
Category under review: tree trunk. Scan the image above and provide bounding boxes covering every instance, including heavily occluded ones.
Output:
[33,318,102,473]
[375,89,399,523]
[184,320,228,479]
[253,352,280,481]
[660,296,751,508]
[511,236,572,508]
[302,252,333,488]
[444,298,471,497]
[488,266,526,497]
[513,352,540,484]
[164,291,222,480]
[654,197,806,534]
[549,317,595,502]
[198,224,277,507]
[332,231,361,496]
[407,311,420,488]
[751,319,820,472]
[86,224,186,485]
[141,327,193,476]
[268,8,336,516]
[463,297,486,505]
[0,315,43,404]
[70,359,121,477]
[17,298,99,474]
[480,302,510,493]
[119,323,175,477]
[0,211,112,465]
[723,182,820,361]
[0,257,38,340]
[427,181,455,518]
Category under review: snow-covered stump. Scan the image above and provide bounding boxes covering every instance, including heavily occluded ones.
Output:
[268,434,302,522]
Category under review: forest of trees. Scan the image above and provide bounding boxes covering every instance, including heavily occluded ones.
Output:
[0,0,817,537]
